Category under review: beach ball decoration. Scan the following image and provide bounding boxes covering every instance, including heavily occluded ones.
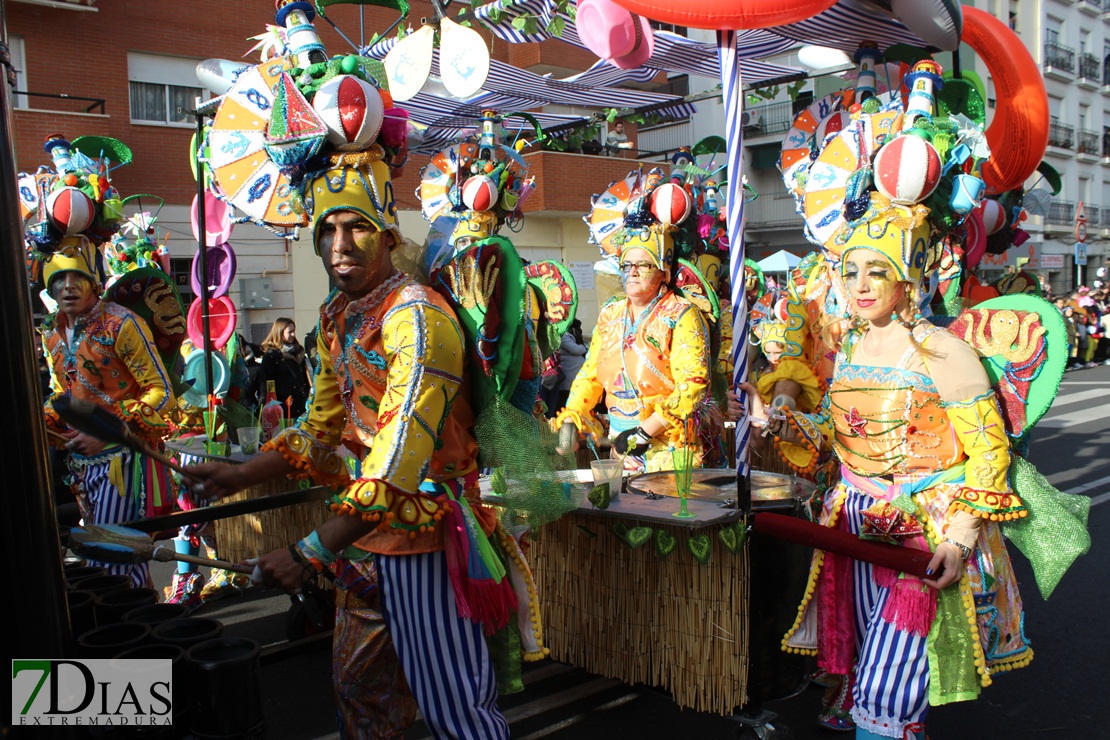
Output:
[461,175,499,212]
[650,182,693,226]
[46,186,96,235]
[872,135,942,205]
[312,75,385,152]
[978,199,1007,235]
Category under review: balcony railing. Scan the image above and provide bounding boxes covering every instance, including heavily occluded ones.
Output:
[636,119,693,160]
[1044,41,1076,73]
[11,90,105,114]
[1048,121,1075,149]
[742,97,820,137]
[1077,128,1100,155]
[1079,52,1102,83]
[1047,200,1075,226]
[745,194,803,227]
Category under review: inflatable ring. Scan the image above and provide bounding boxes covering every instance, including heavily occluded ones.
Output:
[607,0,835,31]
[961,7,1049,194]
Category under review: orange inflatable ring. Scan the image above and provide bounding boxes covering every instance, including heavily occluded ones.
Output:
[607,0,835,31]
[962,7,1049,194]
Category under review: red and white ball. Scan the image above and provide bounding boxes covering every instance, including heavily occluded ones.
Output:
[873,135,942,205]
[461,175,499,212]
[312,75,385,152]
[46,186,95,235]
[977,199,1007,235]
[649,182,692,226]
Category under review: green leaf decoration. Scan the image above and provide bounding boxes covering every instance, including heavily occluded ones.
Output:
[688,533,712,566]
[719,526,740,554]
[625,526,653,549]
[491,467,508,495]
[735,521,750,550]
[587,482,611,510]
[655,529,678,559]
[546,15,566,37]
[575,525,597,539]
[610,522,629,541]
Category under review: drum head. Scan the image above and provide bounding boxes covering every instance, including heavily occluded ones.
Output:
[627,469,817,508]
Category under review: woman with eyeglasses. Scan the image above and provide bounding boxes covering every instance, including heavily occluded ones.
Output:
[553,222,712,472]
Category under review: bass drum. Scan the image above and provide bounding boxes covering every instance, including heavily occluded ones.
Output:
[626,468,816,703]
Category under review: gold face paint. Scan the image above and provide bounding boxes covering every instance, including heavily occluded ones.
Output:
[318,211,393,300]
[50,272,98,319]
[841,248,904,321]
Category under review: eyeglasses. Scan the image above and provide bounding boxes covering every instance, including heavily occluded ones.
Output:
[620,261,658,274]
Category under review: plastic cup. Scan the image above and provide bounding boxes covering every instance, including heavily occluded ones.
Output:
[590,459,623,499]
[237,427,259,455]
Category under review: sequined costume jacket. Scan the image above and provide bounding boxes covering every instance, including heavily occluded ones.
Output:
[43,299,175,446]
[263,272,494,556]
[782,327,1032,703]
[555,289,711,468]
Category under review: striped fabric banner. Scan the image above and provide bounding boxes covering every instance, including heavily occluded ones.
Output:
[717,29,749,477]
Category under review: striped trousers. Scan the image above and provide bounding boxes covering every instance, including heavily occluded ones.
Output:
[75,448,150,588]
[842,489,930,738]
[377,551,509,740]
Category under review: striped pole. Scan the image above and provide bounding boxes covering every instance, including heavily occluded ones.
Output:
[717,29,750,476]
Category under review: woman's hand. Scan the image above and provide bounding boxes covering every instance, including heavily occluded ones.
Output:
[726,383,767,423]
[923,542,965,590]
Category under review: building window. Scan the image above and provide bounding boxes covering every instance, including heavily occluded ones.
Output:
[128,53,206,126]
[9,35,27,109]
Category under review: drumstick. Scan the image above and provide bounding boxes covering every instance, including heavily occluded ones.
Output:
[52,396,192,476]
[70,523,255,575]
[150,544,254,575]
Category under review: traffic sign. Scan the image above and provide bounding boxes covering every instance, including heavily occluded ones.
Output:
[1075,242,1088,266]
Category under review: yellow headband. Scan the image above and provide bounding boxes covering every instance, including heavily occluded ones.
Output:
[837,197,932,285]
[42,236,99,289]
[616,226,674,269]
[760,320,787,347]
[306,157,399,253]
[450,212,497,246]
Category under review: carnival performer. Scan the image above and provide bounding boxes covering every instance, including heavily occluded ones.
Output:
[186,157,510,737]
[779,202,1034,739]
[40,239,176,588]
[557,171,713,472]
[27,134,177,589]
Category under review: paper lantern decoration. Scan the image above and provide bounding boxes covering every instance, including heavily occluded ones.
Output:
[873,135,941,205]
[312,75,385,152]
[461,175,499,212]
[650,182,692,226]
[978,199,1007,235]
[47,187,95,235]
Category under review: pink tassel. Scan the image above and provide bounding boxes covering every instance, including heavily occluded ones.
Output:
[871,565,899,589]
[881,579,937,637]
[442,500,474,620]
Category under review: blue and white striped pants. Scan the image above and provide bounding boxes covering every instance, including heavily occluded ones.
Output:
[78,450,150,589]
[377,551,508,740]
[842,489,930,737]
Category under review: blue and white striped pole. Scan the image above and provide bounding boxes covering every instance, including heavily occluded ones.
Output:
[717,29,750,477]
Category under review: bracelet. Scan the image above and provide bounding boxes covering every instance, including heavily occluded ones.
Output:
[943,538,973,561]
[288,544,322,580]
[299,530,337,565]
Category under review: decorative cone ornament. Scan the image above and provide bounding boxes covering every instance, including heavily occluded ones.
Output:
[649,182,692,226]
[873,135,942,205]
[47,186,96,235]
[312,75,385,152]
[461,175,499,212]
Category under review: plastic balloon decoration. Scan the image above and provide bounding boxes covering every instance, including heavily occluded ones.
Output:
[961,6,1049,194]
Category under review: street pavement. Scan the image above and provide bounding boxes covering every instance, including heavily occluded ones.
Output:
[148,364,1110,740]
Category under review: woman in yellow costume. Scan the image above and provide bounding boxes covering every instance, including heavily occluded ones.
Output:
[778,198,1060,739]
[556,170,712,472]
